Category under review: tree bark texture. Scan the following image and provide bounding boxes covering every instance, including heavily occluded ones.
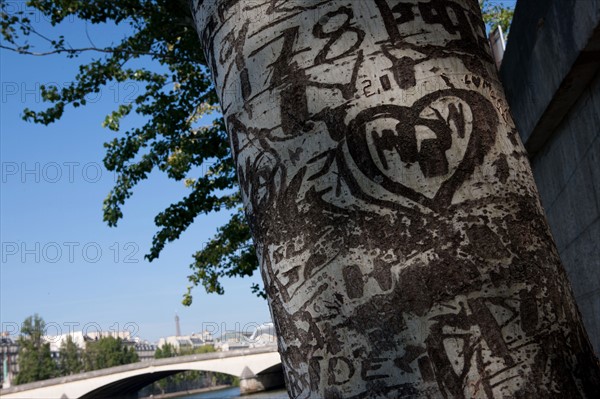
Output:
[191,0,600,397]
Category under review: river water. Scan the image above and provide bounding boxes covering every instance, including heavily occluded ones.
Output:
[175,387,289,399]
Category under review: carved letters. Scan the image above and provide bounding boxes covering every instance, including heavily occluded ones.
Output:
[192,1,600,397]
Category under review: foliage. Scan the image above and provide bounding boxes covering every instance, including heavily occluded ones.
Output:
[1,0,258,304]
[58,335,83,375]
[214,372,239,387]
[153,343,178,392]
[155,343,216,358]
[14,314,57,385]
[154,342,177,359]
[1,0,514,304]
[190,344,216,354]
[180,344,217,355]
[83,336,138,371]
[480,0,515,37]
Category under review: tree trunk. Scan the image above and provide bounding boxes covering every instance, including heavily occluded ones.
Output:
[190,0,600,397]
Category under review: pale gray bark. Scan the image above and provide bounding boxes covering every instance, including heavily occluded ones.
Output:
[191,0,600,397]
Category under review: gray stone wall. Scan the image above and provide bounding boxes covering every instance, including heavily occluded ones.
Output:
[500,0,600,354]
[531,72,600,354]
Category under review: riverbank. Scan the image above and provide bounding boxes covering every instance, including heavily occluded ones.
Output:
[139,384,232,399]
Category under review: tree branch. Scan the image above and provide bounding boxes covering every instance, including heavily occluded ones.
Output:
[0,44,191,61]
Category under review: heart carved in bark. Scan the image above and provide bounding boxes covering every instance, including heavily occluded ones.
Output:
[344,89,498,211]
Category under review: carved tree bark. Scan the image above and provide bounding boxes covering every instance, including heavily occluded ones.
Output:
[190,0,600,397]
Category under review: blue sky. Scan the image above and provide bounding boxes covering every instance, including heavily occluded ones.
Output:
[0,4,271,342]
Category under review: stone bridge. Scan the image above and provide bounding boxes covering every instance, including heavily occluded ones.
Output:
[0,346,283,398]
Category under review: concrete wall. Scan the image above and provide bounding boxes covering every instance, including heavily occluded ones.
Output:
[500,0,600,354]
[240,365,285,395]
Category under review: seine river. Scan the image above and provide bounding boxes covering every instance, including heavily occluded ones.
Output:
[175,387,289,399]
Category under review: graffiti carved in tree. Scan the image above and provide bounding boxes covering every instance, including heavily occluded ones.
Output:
[192,0,600,397]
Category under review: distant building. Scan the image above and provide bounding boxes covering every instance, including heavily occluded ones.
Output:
[1,330,154,386]
[214,323,277,351]
[248,323,277,348]
[175,314,181,337]
[45,330,143,369]
[157,333,209,352]
[198,330,214,343]
[1,336,19,388]
[84,330,131,342]
[488,25,506,70]
[44,331,87,352]
[44,330,132,352]
[132,342,157,362]
[216,330,250,351]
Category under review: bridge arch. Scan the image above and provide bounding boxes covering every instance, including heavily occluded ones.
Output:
[80,370,182,399]
[0,347,282,399]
